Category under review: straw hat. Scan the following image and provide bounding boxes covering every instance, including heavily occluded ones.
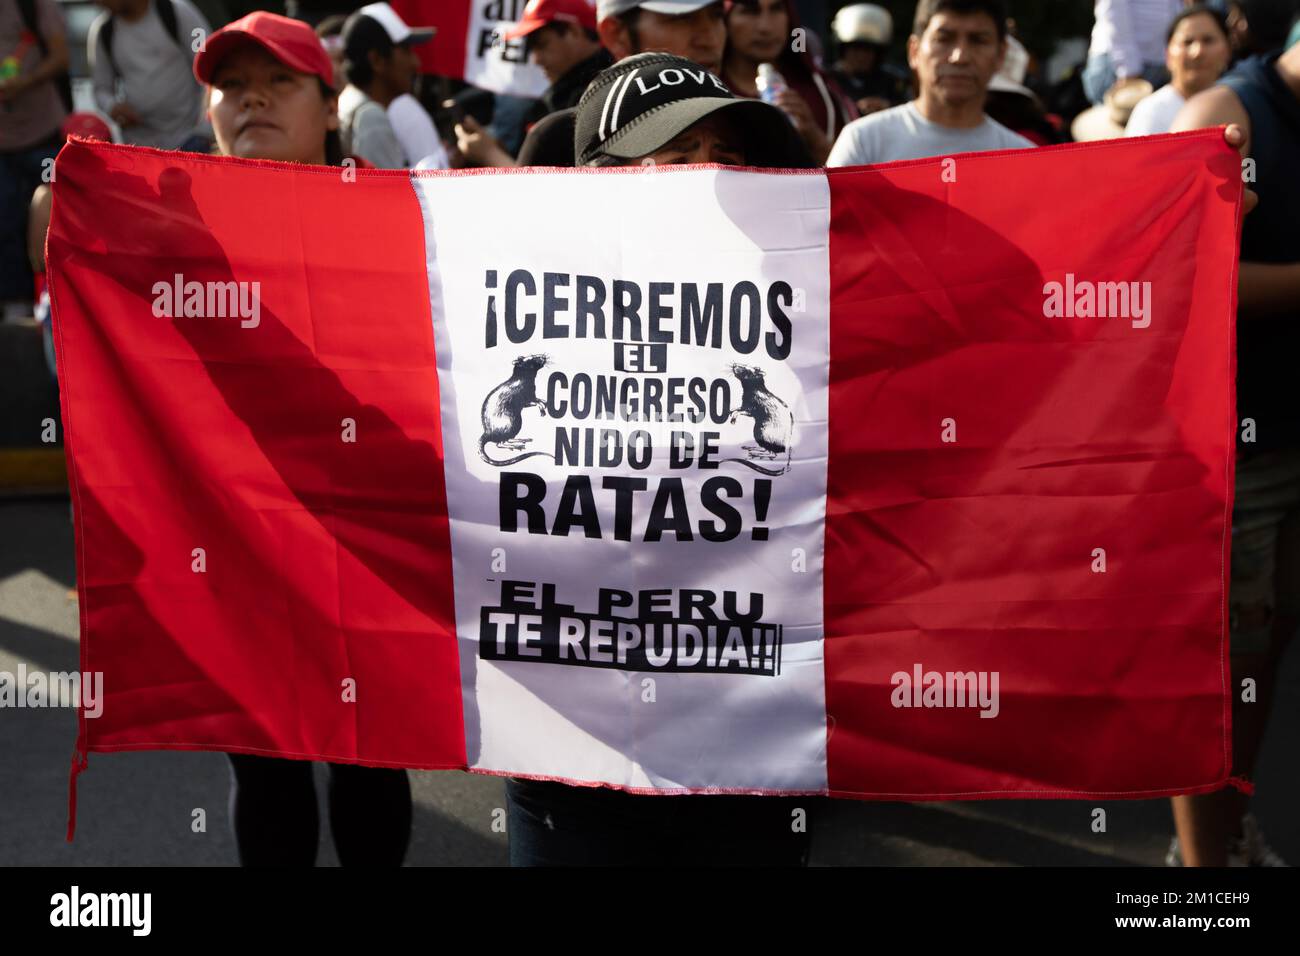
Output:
[1070,78,1154,141]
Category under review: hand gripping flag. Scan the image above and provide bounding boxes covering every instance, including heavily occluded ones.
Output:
[47,131,1245,839]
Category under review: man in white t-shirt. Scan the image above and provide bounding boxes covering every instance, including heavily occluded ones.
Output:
[828,0,1031,167]
[1125,3,1232,137]
[88,0,211,150]
[337,2,433,168]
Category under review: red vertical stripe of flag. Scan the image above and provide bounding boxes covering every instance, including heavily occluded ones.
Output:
[47,141,466,828]
[823,130,1242,799]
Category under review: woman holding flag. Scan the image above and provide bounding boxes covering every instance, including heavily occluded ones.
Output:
[190,10,412,867]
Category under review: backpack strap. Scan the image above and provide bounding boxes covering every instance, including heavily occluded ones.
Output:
[157,0,182,49]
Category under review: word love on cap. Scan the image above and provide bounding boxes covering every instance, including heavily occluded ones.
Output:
[599,65,731,140]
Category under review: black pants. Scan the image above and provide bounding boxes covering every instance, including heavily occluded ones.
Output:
[506,778,813,866]
[226,754,412,867]
[0,133,60,302]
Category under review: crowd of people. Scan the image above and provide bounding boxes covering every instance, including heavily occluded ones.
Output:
[0,0,1297,867]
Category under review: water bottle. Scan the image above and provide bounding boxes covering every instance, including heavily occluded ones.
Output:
[756,63,788,106]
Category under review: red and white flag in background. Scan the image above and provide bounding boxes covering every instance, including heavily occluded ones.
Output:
[46,131,1245,838]
[391,0,550,96]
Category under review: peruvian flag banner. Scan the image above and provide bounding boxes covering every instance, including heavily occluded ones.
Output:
[47,131,1243,838]
[389,0,549,96]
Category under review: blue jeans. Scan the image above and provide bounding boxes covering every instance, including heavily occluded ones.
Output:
[1082,51,1171,105]
[0,135,60,302]
[506,777,813,866]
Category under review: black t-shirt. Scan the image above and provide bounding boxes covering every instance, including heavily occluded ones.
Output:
[516,107,577,168]
[525,48,613,125]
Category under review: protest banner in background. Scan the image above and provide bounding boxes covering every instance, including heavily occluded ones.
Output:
[390,0,549,96]
[47,131,1244,839]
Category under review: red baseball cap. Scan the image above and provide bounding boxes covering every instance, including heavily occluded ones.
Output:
[61,111,114,143]
[193,11,335,88]
[504,0,598,41]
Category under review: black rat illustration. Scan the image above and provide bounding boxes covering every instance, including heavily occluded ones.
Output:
[725,364,793,476]
[478,354,555,466]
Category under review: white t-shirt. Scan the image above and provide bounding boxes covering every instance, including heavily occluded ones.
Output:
[87,0,210,149]
[1124,84,1186,136]
[387,94,449,169]
[827,100,1034,167]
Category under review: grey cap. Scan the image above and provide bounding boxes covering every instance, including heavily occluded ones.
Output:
[596,0,719,22]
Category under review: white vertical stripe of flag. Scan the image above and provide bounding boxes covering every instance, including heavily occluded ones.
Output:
[411,168,832,793]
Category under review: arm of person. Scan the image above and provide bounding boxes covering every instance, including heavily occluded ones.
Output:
[33,0,69,76]
[1104,0,1143,81]
[454,115,517,168]
[775,89,832,166]
[1171,89,1293,319]
[1,1,68,101]
[28,185,54,274]
[1236,262,1300,316]
[24,0,70,84]
[1172,84,1252,152]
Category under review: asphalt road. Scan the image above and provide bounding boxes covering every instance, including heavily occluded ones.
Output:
[3,497,1296,867]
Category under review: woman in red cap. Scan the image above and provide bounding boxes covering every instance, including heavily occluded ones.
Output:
[192,11,412,867]
[195,10,347,166]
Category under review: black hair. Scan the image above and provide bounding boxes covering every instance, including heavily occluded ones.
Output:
[316,77,345,166]
[912,0,1008,40]
[325,129,345,165]
[1229,0,1300,53]
[1166,3,1231,44]
[343,14,395,88]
